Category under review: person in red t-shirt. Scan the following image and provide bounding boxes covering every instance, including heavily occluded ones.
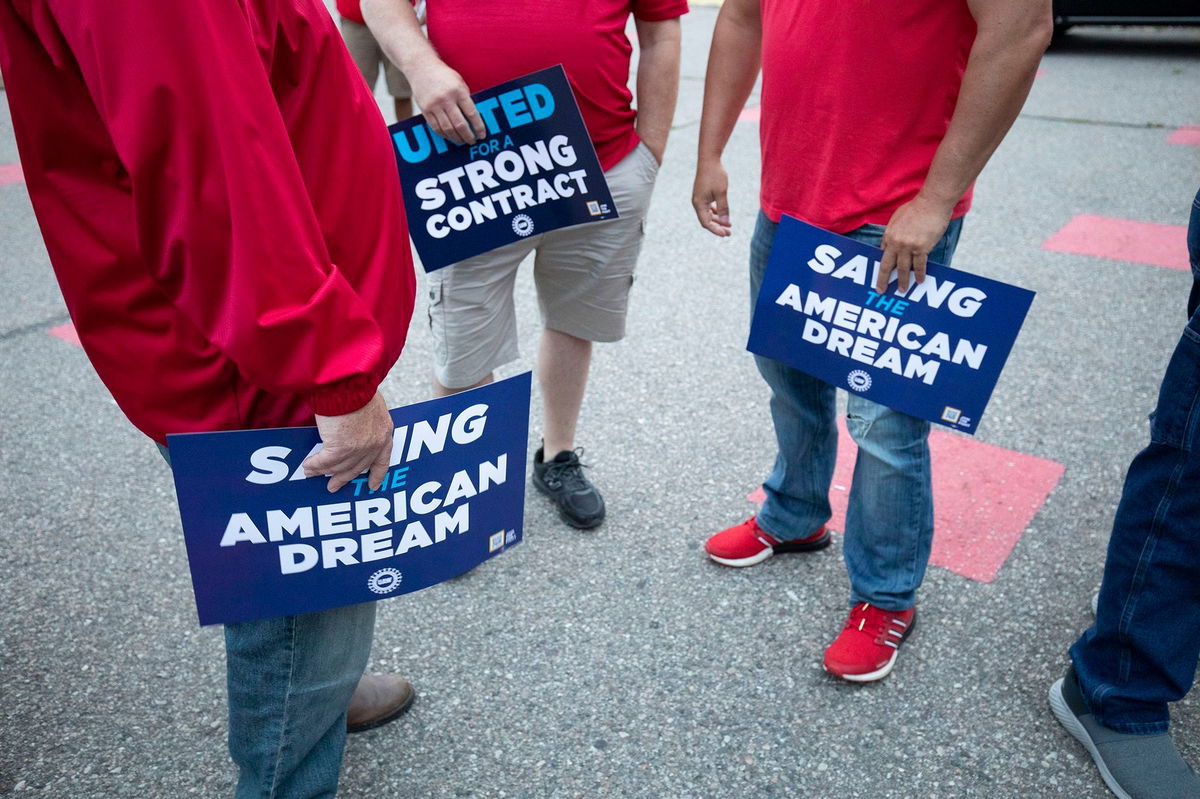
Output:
[0,0,417,793]
[337,0,416,121]
[692,0,1051,682]
[364,0,686,530]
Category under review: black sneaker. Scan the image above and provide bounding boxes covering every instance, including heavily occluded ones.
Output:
[532,446,605,529]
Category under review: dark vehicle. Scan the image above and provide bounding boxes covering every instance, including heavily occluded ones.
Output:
[1053,0,1200,38]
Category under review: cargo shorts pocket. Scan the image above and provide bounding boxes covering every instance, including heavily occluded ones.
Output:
[1149,321,1200,451]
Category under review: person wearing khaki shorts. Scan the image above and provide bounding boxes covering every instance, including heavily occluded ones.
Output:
[364,0,686,528]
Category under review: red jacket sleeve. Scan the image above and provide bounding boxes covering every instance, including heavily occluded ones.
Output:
[47,0,386,415]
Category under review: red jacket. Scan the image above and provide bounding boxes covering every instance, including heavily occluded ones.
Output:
[0,0,416,443]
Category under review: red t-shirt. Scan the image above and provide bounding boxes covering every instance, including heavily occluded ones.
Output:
[427,0,688,171]
[759,0,977,233]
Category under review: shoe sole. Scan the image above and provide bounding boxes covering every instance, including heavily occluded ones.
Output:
[1048,679,1134,799]
[531,477,604,530]
[706,531,832,568]
[346,688,416,735]
[824,609,916,683]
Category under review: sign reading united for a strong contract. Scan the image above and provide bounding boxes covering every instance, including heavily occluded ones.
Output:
[389,65,618,272]
[167,374,531,626]
[748,217,1035,434]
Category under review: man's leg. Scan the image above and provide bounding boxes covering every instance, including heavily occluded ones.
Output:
[1049,189,1200,797]
[529,141,658,528]
[820,217,963,682]
[539,328,592,457]
[226,603,376,799]
[427,238,534,396]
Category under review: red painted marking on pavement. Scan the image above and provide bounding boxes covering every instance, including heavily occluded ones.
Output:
[0,163,24,186]
[1042,214,1189,271]
[746,486,766,504]
[738,106,761,124]
[748,420,1064,582]
[48,322,82,347]
[1167,125,1200,146]
[1035,69,1046,79]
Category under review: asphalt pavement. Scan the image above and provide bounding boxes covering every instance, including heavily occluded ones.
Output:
[1,10,1198,799]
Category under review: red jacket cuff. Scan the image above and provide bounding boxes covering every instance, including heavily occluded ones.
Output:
[307,375,379,417]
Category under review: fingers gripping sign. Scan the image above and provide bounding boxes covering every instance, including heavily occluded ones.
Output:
[414,61,486,145]
[875,196,955,294]
[302,392,395,493]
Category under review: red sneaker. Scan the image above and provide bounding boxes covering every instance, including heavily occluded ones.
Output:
[705,516,830,568]
[823,603,916,682]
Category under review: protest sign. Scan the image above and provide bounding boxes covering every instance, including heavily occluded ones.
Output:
[389,65,618,272]
[167,374,532,626]
[747,217,1035,434]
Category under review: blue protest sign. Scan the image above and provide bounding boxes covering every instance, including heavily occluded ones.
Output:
[747,217,1035,434]
[166,374,532,626]
[388,65,619,272]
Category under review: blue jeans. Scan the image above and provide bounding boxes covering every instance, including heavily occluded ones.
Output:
[749,211,964,610]
[159,444,375,797]
[1070,188,1200,735]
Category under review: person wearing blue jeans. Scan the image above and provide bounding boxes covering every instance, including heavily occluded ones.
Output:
[1049,189,1200,799]
[750,213,964,608]
[692,0,1049,682]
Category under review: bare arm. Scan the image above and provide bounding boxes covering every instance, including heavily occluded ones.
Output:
[876,0,1052,293]
[361,0,485,144]
[691,0,762,237]
[633,16,682,165]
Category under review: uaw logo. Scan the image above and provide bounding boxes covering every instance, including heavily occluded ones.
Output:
[511,214,535,237]
[367,568,403,595]
[847,370,872,392]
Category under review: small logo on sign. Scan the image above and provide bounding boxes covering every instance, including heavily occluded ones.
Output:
[488,531,505,552]
[941,407,962,424]
[505,529,517,545]
[367,568,402,595]
[847,370,872,392]
[586,200,602,216]
[511,214,535,237]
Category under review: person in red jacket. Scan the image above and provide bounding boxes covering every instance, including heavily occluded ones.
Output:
[0,1,418,795]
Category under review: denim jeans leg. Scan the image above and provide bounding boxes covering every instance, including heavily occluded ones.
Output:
[157,442,375,796]
[839,218,963,610]
[749,211,838,539]
[1070,189,1200,734]
[226,603,376,799]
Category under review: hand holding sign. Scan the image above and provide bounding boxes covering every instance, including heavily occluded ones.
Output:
[877,195,956,294]
[303,392,395,493]
[408,58,487,146]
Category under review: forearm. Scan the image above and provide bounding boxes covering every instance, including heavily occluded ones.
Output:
[696,0,761,166]
[918,22,1050,210]
[633,18,681,161]
[361,0,440,76]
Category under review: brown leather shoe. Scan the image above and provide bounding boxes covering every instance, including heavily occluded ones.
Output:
[346,674,415,734]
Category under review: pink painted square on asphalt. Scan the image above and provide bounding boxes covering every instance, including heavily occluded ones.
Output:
[738,106,761,124]
[748,420,1065,583]
[48,322,82,347]
[0,162,24,186]
[1042,214,1190,271]
[1167,126,1200,146]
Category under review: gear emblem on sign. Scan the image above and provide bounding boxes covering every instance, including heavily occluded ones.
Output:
[847,370,872,392]
[366,568,402,595]
[511,214,535,237]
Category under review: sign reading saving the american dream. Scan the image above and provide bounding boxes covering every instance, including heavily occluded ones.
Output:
[167,374,532,626]
[388,65,618,272]
[747,217,1035,434]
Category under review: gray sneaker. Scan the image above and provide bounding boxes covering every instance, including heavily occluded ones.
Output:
[1049,667,1200,799]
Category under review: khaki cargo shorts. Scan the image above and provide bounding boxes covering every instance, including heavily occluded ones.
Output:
[427,141,660,388]
[339,17,412,99]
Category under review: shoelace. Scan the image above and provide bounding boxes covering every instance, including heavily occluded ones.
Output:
[844,602,909,646]
[543,448,592,492]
